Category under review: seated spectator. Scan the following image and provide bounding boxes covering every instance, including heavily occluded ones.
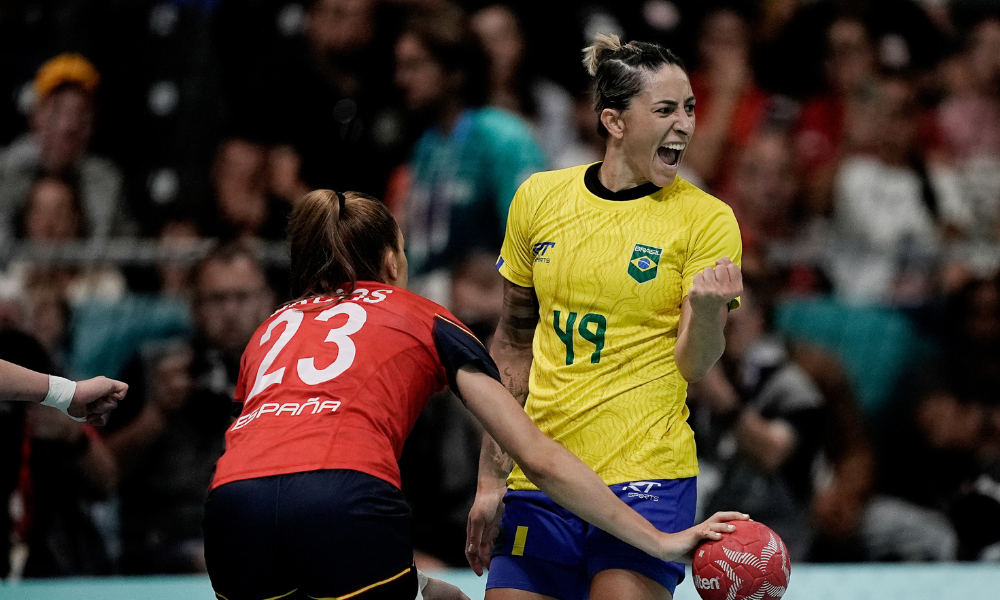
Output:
[723,129,802,250]
[259,0,409,197]
[550,80,605,170]
[794,15,878,216]
[102,243,275,574]
[156,217,204,297]
[0,54,134,246]
[684,5,772,192]
[0,176,126,311]
[1,328,118,579]
[471,3,576,167]
[831,75,964,304]
[867,275,1000,561]
[937,15,1000,243]
[719,127,830,295]
[18,175,85,241]
[394,5,545,305]
[0,177,124,352]
[690,279,827,560]
[205,138,290,242]
[793,342,875,563]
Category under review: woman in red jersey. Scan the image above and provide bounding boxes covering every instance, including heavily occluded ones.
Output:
[203,190,746,600]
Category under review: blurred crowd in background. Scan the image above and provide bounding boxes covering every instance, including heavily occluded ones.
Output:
[2,0,1000,581]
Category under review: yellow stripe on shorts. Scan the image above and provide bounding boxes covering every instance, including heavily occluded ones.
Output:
[512,526,528,556]
[310,566,412,600]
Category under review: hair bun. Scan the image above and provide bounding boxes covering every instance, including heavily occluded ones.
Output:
[582,32,625,77]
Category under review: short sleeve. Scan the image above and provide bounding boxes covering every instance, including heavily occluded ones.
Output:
[432,314,502,402]
[496,175,537,288]
[681,203,743,310]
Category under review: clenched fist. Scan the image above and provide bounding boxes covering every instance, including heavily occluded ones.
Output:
[68,377,129,426]
[688,257,742,314]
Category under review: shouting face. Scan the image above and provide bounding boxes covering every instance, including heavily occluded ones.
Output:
[607,64,695,188]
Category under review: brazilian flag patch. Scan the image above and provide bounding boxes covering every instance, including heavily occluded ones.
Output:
[628,243,662,283]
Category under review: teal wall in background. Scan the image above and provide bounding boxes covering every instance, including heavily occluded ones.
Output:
[2,565,999,600]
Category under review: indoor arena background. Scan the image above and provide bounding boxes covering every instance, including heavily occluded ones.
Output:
[1,0,1000,597]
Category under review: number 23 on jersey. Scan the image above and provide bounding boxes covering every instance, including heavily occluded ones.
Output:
[244,290,391,403]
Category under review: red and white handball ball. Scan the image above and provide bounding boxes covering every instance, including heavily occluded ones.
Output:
[692,520,791,600]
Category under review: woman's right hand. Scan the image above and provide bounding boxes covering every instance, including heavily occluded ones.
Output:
[657,511,749,562]
[465,481,506,576]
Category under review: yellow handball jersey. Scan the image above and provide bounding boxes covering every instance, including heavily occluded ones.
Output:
[497,164,742,491]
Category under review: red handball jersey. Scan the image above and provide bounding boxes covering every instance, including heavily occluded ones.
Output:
[211,283,497,490]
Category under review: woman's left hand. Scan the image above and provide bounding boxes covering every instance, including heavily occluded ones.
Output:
[688,257,742,314]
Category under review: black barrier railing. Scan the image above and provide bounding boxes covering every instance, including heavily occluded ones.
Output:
[0,239,291,268]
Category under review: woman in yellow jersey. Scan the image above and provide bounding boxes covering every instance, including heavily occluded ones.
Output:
[467,33,744,600]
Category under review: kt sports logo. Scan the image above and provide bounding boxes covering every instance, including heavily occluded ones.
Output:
[532,241,555,263]
[622,481,662,501]
[628,243,662,283]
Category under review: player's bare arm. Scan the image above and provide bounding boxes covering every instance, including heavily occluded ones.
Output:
[458,365,748,566]
[676,257,742,382]
[467,279,539,574]
[0,358,127,425]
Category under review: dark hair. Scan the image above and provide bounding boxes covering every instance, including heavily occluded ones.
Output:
[583,33,686,137]
[191,240,267,291]
[402,6,490,107]
[287,189,400,300]
[17,174,86,239]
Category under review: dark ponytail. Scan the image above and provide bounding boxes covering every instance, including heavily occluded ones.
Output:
[287,189,400,300]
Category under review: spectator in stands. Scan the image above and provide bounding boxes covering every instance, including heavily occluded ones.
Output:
[720,127,829,295]
[0,54,134,247]
[0,176,124,356]
[17,176,85,240]
[470,3,576,167]
[394,5,545,305]
[206,138,290,241]
[690,279,827,560]
[794,15,878,216]
[1,329,118,579]
[157,218,204,297]
[937,15,1000,243]
[102,243,274,574]
[266,144,311,208]
[723,128,800,252]
[549,80,605,170]
[683,5,772,192]
[7,176,126,306]
[830,75,964,304]
[261,0,409,197]
[23,277,71,371]
[864,275,1000,561]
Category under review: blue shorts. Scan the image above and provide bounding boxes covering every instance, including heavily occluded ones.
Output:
[487,478,697,600]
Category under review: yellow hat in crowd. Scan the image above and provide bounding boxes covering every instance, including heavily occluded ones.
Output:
[33,53,101,100]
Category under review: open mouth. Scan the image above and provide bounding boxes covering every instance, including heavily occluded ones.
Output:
[657,143,685,167]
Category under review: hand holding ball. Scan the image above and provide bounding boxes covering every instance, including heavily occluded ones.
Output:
[692,521,791,600]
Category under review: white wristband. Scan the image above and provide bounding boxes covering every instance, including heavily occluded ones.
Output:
[41,375,84,422]
[414,568,429,600]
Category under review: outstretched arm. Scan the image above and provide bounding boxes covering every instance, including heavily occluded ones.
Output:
[0,359,127,425]
[459,366,748,567]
